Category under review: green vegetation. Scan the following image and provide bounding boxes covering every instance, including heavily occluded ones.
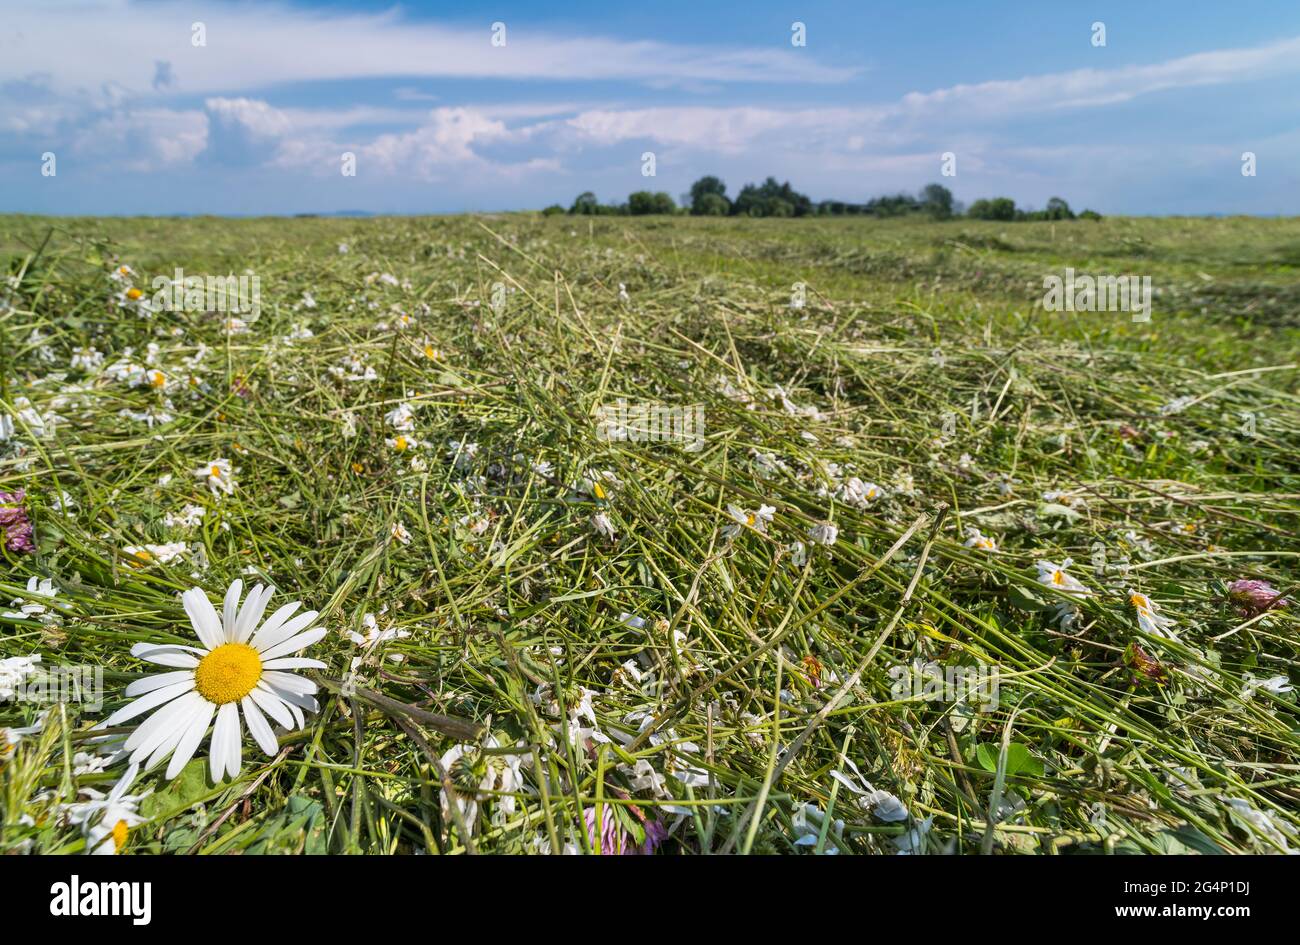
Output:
[0,213,1297,855]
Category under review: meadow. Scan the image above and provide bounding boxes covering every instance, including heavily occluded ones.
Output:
[1,212,1297,854]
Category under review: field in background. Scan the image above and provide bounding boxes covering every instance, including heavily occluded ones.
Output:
[1,213,1297,854]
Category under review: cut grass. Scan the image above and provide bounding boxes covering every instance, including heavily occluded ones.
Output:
[1,213,1297,855]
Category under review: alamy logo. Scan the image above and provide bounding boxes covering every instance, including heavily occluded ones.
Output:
[1042,267,1152,322]
[595,399,705,451]
[150,268,261,320]
[889,661,1000,711]
[49,876,152,925]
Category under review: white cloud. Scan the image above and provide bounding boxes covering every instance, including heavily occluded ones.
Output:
[1,1,853,99]
[72,108,208,172]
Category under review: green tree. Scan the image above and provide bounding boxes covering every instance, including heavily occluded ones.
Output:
[689,176,728,214]
[569,191,599,215]
[695,193,730,216]
[920,183,955,219]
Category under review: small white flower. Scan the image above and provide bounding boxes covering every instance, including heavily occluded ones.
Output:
[964,527,997,552]
[4,576,60,624]
[0,654,42,700]
[163,504,206,529]
[722,503,775,539]
[64,764,148,855]
[1128,590,1177,639]
[194,458,235,496]
[807,522,838,546]
[829,758,911,823]
[591,512,617,540]
[384,402,416,432]
[1035,559,1090,598]
[390,521,412,545]
[124,542,188,567]
[1240,674,1294,701]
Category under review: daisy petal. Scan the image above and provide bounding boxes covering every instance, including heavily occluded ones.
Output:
[165,697,216,779]
[258,627,328,661]
[124,670,194,697]
[241,695,278,756]
[262,671,318,695]
[248,602,302,650]
[211,702,239,781]
[234,584,272,643]
[222,579,244,640]
[261,657,327,671]
[102,679,195,728]
[183,588,224,651]
[126,690,204,759]
[252,609,318,654]
[248,685,295,729]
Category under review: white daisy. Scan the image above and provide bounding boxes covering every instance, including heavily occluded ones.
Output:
[384,402,417,432]
[1035,559,1090,598]
[722,503,775,539]
[0,654,42,700]
[386,434,419,452]
[1128,590,1177,639]
[963,527,997,552]
[65,764,148,855]
[99,580,326,781]
[194,458,235,495]
[124,541,188,567]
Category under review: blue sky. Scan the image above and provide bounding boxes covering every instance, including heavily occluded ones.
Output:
[2,0,1298,215]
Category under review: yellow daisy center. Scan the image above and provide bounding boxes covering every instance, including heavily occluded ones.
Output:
[210,465,222,479]
[394,435,409,451]
[150,371,166,388]
[592,482,606,500]
[111,819,129,851]
[745,513,756,526]
[1052,570,1065,585]
[194,642,262,705]
[126,287,142,300]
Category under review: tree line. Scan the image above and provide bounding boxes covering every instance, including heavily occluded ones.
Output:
[545,177,1100,221]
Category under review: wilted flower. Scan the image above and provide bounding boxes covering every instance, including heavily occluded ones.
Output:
[0,490,35,553]
[1226,579,1288,618]
[1240,674,1294,701]
[583,803,666,855]
[1123,641,1168,685]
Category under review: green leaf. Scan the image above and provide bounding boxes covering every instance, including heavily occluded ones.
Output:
[140,758,214,820]
[1007,584,1047,612]
[976,741,1044,778]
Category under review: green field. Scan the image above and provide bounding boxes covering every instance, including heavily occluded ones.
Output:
[1,213,1297,854]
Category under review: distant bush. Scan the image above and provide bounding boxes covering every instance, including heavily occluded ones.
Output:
[968,197,1017,221]
[541,204,565,216]
[695,193,730,216]
[628,191,677,215]
[732,177,813,217]
[563,180,1084,223]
